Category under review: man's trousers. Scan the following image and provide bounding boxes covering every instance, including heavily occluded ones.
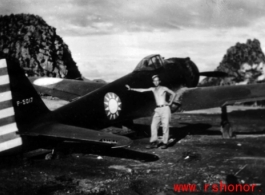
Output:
[150,106,171,144]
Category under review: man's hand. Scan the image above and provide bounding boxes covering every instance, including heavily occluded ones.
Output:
[125,85,130,90]
[166,102,172,106]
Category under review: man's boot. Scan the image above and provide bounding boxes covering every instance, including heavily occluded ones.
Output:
[145,141,159,149]
[160,143,168,149]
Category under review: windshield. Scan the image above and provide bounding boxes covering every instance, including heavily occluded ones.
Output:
[134,54,164,71]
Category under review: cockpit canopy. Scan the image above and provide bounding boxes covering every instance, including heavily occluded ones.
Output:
[134,54,165,71]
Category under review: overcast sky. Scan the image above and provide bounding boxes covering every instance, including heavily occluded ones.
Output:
[1,0,265,81]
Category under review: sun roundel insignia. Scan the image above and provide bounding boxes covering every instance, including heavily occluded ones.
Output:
[104,92,122,120]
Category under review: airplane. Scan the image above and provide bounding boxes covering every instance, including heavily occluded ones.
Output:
[1,54,265,157]
[29,54,265,139]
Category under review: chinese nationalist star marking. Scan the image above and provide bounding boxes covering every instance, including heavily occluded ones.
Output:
[104,92,122,120]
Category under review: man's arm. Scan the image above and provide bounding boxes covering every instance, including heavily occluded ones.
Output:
[125,85,153,92]
[164,87,176,105]
[173,87,189,104]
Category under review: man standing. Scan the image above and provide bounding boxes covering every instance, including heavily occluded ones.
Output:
[126,75,176,149]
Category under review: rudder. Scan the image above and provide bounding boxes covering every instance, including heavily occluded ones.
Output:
[0,58,22,153]
[0,57,50,134]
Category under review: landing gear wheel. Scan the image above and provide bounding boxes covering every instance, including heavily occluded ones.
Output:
[220,121,233,138]
[45,153,53,160]
[44,149,64,160]
[44,149,55,160]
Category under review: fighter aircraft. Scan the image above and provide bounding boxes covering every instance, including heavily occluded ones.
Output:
[1,54,265,157]
[30,54,265,139]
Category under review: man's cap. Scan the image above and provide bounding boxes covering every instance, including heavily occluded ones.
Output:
[152,75,159,80]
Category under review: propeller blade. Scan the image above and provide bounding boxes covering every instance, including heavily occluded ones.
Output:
[199,71,232,77]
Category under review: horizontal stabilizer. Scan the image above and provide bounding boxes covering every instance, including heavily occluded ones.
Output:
[199,71,231,77]
[21,123,132,148]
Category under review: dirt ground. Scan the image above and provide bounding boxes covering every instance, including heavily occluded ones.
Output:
[1,100,265,195]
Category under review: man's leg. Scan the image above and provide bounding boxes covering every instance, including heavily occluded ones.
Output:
[150,111,160,143]
[146,111,161,149]
[161,107,171,147]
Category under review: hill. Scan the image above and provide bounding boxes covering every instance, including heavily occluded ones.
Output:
[0,14,81,79]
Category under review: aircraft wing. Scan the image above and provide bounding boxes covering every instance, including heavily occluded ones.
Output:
[29,77,106,101]
[21,122,132,148]
[177,83,265,111]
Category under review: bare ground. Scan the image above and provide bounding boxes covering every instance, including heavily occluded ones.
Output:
[1,100,265,195]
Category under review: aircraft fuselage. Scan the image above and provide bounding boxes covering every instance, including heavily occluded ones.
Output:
[48,57,200,130]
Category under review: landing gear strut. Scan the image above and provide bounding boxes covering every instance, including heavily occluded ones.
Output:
[220,106,233,138]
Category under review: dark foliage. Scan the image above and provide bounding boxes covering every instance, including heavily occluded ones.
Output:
[199,39,265,87]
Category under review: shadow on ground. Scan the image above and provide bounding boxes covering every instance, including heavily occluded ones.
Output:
[57,142,159,162]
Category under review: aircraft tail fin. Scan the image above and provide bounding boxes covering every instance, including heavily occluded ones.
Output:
[0,57,50,133]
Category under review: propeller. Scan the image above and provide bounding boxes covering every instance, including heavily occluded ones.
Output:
[199,71,232,77]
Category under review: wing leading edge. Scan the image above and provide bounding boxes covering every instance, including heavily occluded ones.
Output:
[21,122,132,148]
[178,83,265,111]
